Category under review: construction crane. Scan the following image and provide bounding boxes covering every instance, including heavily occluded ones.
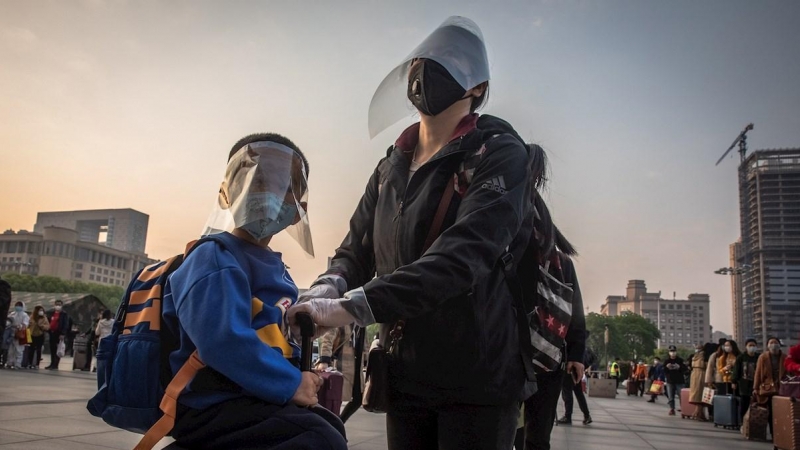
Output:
[716,123,755,166]
[714,123,756,345]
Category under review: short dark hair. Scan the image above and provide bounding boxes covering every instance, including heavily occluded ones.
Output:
[470,82,489,113]
[14,301,22,307]
[55,300,63,305]
[746,338,757,346]
[229,133,309,177]
[102,309,112,320]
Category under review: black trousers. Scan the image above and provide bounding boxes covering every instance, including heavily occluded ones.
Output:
[31,335,45,366]
[386,391,519,450]
[562,374,590,418]
[169,397,347,450]
[524,370,564,450]
[48,332,62,368]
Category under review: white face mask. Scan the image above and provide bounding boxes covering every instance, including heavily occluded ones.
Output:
[54,305,62,311]
[724,346,732,353]
[38,311,44,317]
[746,346,757,354]
[769,344,780,353]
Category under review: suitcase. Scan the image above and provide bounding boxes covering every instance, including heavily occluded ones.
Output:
[72,348,88,371]
[772,396,800,450]
[318,370,344,415]
[680,388,698,419]
[72,335,90,371]
[712,394,740,430]
[627,380,639,396]
[589,378,617,398]
[21,346,33,368]
[740,404,768,441]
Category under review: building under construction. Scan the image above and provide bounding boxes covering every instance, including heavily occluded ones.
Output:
[734,148,800,347]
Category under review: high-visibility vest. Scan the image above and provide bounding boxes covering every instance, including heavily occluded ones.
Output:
[610,362,620,376]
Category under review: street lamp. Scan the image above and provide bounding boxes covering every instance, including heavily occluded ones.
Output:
[604,324,610,376]
[715,264,752,343]
[714,264,751,275]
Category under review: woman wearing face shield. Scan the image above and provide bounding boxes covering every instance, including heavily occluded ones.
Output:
[289,16,535,449]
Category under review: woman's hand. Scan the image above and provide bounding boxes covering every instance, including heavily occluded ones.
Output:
[288,298,356,339]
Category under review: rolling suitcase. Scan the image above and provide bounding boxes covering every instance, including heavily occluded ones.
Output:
[740,403,768,441]
[680,388,698,419]
[627,380,639,396]
[72,335,89,371]
[712,394,740,430]
[772,396,800,450]
[318,370,344,415]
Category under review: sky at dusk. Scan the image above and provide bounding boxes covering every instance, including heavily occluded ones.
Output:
[2,0,799,335]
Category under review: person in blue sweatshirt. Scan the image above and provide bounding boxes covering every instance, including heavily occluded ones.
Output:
[162,133,347,449]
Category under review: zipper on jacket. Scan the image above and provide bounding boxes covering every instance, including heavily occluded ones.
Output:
[390,134,470,269]
[393,202,404,222]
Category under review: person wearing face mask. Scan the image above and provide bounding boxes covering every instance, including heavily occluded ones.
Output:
[716,339,741,395]
[732,338,759,422]
[647,357,666,403]
[6,301,30,369]
[45,300,71,370]
[157,133,346,450]
[663,345,688,416]
[688,343,709,421]
[27,305,49,369]
[289,16,538,450]
[753,337,786,438]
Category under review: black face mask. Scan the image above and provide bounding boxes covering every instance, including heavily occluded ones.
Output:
[407,59,468,116]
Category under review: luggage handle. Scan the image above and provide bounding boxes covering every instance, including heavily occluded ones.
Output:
[295,313,315,372]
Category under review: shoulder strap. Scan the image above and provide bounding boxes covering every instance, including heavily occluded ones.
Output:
[135,350,205,450]
[422,174,457,254]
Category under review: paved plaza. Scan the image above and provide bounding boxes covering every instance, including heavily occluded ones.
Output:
[0,360,774,450]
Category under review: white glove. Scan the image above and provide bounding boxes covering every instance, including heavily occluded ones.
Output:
[288,298,356,340]
[298,283,340,304]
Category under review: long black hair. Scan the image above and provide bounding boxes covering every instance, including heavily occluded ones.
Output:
[527,143,577,259]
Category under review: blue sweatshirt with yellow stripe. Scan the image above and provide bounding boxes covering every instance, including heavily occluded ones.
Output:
[162,232,301,410]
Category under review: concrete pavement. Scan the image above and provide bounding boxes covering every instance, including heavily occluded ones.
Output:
[0,361,772,449]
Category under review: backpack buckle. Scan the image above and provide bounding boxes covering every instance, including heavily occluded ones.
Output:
[500,252,514,271]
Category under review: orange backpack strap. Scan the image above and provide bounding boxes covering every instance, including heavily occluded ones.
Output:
[134,350,205,450]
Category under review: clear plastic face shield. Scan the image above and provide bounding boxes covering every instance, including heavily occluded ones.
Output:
[202,141,314,257]
[367,16,490,138]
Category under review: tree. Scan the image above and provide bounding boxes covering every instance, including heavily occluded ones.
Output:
[1,273,125,312]
[585,312,662,370]
[615,312,661,361]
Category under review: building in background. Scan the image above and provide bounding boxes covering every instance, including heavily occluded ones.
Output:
[34,208,149,254]
[601,280,711,349]
[1,208,155,287]
[712,331,732,344]
[734,149,800,347]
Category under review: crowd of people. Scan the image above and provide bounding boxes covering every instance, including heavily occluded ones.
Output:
[1,298,114,372]
[616,337,800,440]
